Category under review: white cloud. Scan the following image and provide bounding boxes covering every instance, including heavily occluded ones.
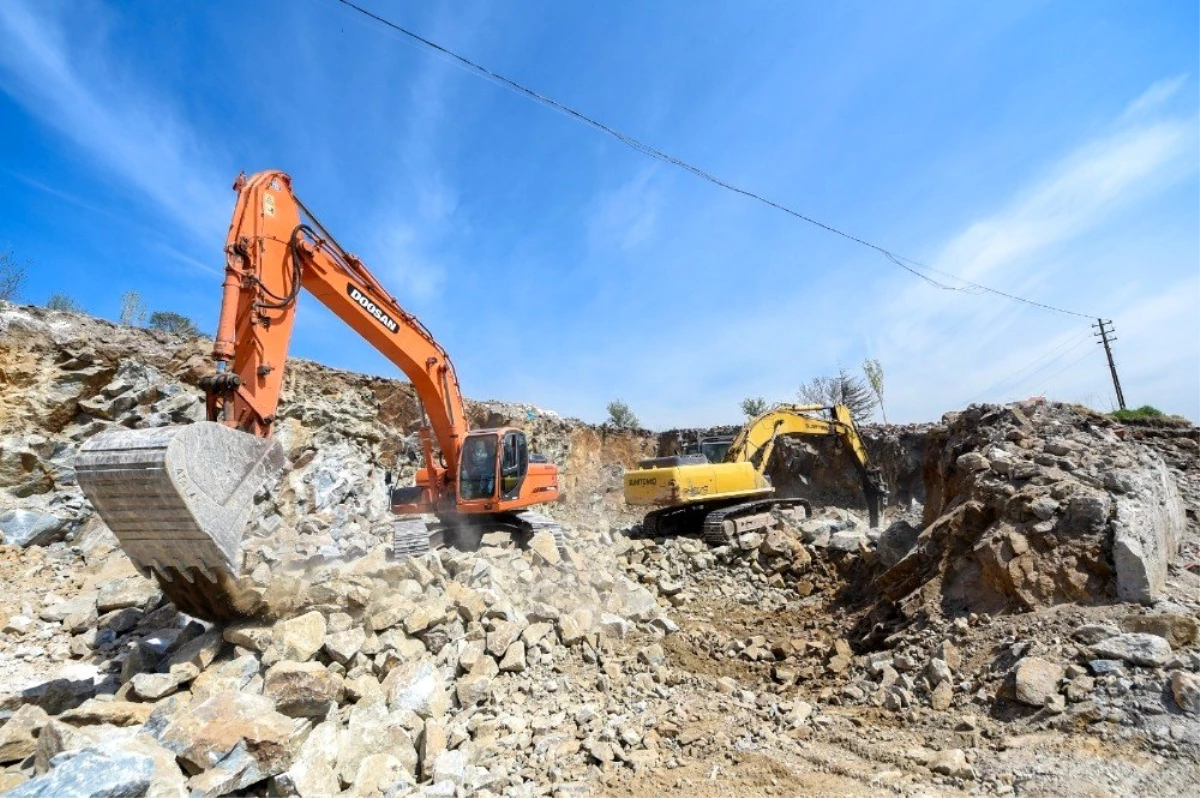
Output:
[873,93,1198,421]
[587,169,662,251]
[1121,74,1188,121]
[0,4,229,246]
[555,78,1199,428]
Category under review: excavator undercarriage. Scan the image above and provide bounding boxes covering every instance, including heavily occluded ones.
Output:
[394,511,565,558]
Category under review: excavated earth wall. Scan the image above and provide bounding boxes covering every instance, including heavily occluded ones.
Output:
[878,401,1191,616]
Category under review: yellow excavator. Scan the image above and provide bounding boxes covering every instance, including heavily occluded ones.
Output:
[623,404,886,545]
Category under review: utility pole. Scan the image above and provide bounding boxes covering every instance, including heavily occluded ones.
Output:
[1093,318,1126,411]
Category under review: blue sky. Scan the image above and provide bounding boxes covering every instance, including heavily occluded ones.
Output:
[1,1,1196,427]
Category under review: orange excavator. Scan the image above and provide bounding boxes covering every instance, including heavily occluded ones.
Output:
[75,170,561,620]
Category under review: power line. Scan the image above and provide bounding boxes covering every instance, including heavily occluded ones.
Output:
[331,0,1099,320]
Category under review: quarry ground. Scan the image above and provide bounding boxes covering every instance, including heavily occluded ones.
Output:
[1,302,1199,798]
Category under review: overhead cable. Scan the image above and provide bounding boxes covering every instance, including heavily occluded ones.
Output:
[332,0,1100,319]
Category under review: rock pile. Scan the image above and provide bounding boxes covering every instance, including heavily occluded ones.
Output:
[0,526,682,796]
[879,401,1187,613]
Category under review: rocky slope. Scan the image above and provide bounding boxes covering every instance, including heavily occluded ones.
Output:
[1,302,1198,798]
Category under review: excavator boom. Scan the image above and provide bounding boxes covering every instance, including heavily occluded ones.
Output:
[76,170,560,620]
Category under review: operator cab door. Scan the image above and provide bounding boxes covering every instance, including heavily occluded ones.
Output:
[458,433,500,502]
[500,430,529,500]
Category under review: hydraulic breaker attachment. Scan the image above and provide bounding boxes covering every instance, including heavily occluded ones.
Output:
[75,422,285,620]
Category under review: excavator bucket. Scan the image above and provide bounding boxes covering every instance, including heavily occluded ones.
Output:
[75,422,285,620]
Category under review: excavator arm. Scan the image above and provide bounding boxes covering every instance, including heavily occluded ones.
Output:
[727,404,887,527]
[206,170,467,498]
[74,170,560,620]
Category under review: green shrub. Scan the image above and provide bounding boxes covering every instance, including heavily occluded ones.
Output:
[1111,405,1165,421]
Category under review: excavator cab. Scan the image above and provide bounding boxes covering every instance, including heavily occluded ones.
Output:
[458,429,529,503]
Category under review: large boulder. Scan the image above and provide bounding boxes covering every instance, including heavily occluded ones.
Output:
[1089,634,1172,667]
[385,657,448,719]
[264,661,343,718]
[0,704,49,763]
[152,691,306,792]
[4,747,154,798]
[1111,459,1186,604]
[1012,657,1063,706]
[0,509,69,547]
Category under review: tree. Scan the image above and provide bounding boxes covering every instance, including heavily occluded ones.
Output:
[0,249,28,302]
[741,397,768,418]
[606,399,640,429]
[46,293,83,312]
[863,358,887,423]
[148,311,200,337]
[798,366,878,421]
[119,290,147,326]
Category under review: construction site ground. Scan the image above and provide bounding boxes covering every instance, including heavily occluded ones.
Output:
[1,304,1198,798]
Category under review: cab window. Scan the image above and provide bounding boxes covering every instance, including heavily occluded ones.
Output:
[459,435,497,500]
[500,431,529,500]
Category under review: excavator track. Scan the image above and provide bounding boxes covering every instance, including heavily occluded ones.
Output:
[393,511,565,559]
[638,504,711,538]
[701,498,811,547]
[392,519,433,558]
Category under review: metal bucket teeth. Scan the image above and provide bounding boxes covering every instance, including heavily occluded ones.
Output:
[75,422,284,619]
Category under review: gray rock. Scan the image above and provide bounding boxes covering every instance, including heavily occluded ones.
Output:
[1169,670,1200,715]
[153,691,304,778]
[926,658,952,686]
[352,753,414,796]
[6,746,153,798]
[878,521,920,569]
[0,704,49,763]
[130,672,183,701]
[165,629,223,673]
[1111,458,1184,604]
[1088,659,1124,675]
[272,611,326,662]
[928,748,973,779]
[223,621,273,653]
[337,703,418,785]
[1029,496,1059,520]
[432,749,468,785]
[96,577,157,613]
[1123,613,1199,648]
[1072,623,1120,645]
[608,578,660,623]
[189,654,261,702]
[956,452,989,473]
[38,594,96,624]
[33,720,100,775]
[1013,657,1063,706]
[1090,634,1172,667]
[385,657,448,718]
[265,661,342,718]
[485,621,522,658]
[0,509,69,548]
[498,640,527,673]
[272,719,340,798]
[322,627,366,665]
